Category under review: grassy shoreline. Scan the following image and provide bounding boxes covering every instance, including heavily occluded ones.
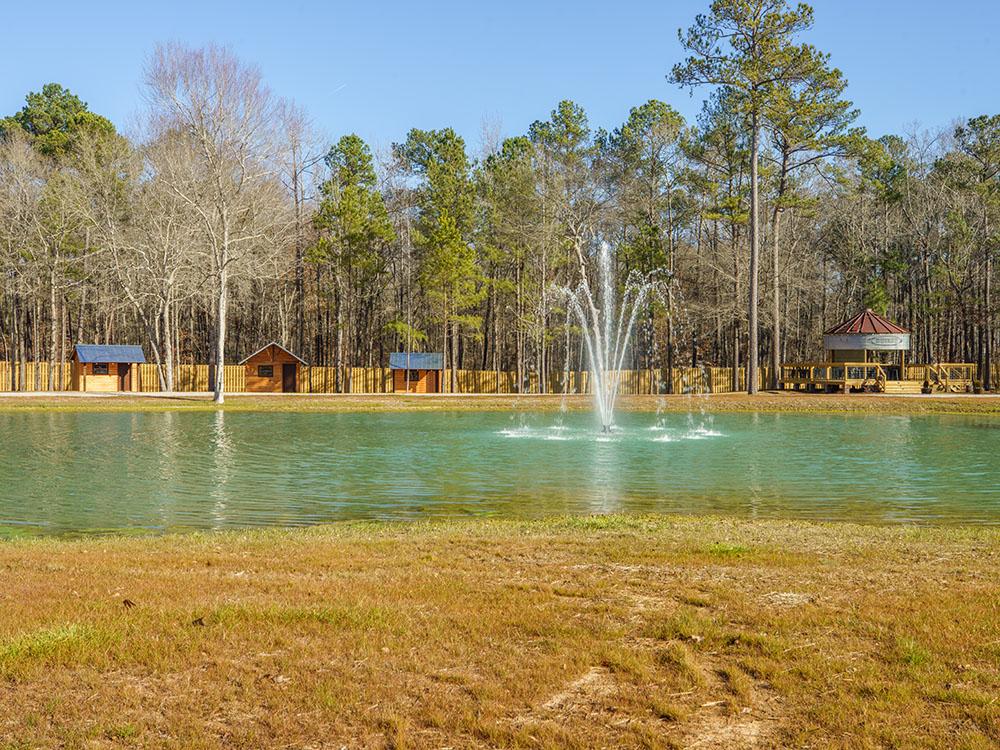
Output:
[2,515,997,748]
[0,391,999,415]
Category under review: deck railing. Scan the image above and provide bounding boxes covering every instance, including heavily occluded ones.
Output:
[782,361,977,392]
[781,362,888,387]
[905,363,977,390]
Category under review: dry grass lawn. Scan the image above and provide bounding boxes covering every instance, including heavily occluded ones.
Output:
[1,516,998,749]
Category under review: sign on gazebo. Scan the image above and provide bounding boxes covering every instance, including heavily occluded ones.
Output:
[822,309,910,353]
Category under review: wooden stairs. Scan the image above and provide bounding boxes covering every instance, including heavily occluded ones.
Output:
[880,380,925,395]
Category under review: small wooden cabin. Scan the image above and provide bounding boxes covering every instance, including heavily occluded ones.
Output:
[239,342,307,393]
[71,344,146,392]
[389,352,444,393]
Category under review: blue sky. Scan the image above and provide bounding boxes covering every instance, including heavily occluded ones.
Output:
[3,0,997,153]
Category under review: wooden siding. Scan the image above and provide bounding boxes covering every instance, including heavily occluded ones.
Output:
[70,361,141,392]
[393,369,439,393]
[243,345,302,393]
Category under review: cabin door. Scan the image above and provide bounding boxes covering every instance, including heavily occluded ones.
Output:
[119,364,131,391]
[282,363,297,393]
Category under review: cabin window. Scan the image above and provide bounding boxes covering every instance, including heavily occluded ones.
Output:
[407,370,422,380]
[93,363,109,375]
[258,365,274,377]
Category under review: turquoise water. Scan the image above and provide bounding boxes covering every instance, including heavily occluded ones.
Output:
[0,410,998,535]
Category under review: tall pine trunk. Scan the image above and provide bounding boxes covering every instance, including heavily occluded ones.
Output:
[770,206,783,390]
[984,211,993,390]
[747,112,760,395]
[451,319,459,394]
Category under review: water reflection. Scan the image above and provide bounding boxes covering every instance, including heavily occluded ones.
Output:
[210,410,233,529]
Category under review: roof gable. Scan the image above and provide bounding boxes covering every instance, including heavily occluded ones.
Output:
[389,352,444,370]
[238,342,308,365]
[73,344,146,363]
[824,309,909,335]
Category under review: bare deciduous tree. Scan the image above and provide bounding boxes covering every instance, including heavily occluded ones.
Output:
[144,42,289,402]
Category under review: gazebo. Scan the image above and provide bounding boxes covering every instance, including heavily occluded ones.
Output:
[823,308,911,374]
[782,309,975,393]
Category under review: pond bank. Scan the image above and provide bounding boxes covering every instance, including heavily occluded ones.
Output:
[1,515,997,748]
[0,390,999,414]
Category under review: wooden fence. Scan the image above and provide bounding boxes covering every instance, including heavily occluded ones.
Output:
[0,360,786,395]
[0,362,72,392]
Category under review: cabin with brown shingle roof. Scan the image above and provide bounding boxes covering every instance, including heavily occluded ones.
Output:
[239,342,307,393]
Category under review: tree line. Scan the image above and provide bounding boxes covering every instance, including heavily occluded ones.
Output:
[0,1,996,401]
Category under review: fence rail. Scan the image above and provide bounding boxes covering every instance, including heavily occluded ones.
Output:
[0,361,790,395]
[783,361,981,392]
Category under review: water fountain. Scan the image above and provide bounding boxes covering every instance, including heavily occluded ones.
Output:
[556,241,664,432]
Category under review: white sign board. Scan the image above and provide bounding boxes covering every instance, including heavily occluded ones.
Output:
[824,333,910,351]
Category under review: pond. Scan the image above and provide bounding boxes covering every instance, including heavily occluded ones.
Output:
[1,409,998,536]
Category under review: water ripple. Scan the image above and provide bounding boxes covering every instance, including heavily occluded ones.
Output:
[0,410,997,536]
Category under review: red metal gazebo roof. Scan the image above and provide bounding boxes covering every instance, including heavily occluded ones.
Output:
[824,309,909,335]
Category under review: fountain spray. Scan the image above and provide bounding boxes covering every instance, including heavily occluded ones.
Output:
[555,241,664,432]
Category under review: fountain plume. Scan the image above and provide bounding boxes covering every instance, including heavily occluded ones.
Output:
[556,241,664,432]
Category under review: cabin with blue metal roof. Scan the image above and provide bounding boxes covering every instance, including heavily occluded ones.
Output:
[71,344,146,392]
[389,352,443,393]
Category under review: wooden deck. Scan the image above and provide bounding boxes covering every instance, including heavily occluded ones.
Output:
[781,362,976,394]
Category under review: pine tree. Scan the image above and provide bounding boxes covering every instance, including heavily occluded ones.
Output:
[672,0,822,393]
[394,128,483,391]
[313,134,396,391]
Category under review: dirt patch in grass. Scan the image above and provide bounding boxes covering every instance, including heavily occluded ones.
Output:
[540,665,616,711]
[0,516,998,748]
